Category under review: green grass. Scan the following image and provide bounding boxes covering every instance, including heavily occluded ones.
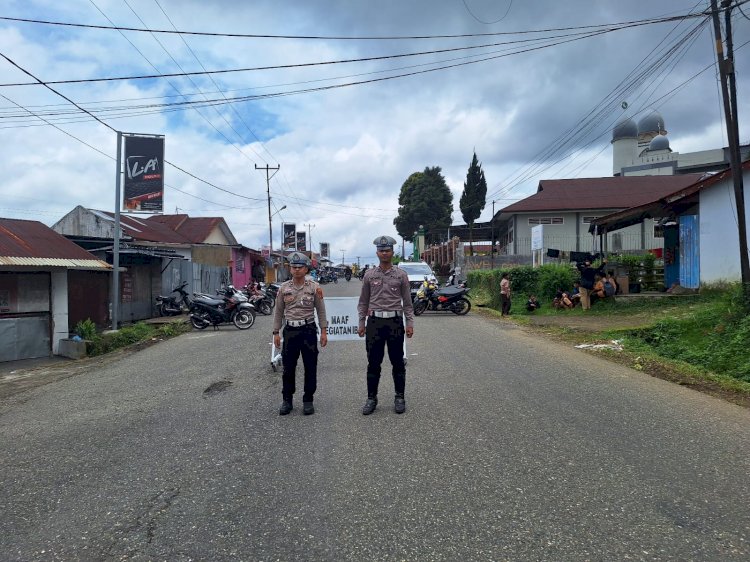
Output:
[88,320,191,356]
[490,286,750,385]
[622,287,750,382]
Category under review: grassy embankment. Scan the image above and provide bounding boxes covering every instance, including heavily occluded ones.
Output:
[468,267,750,400]
[74,318,192,356]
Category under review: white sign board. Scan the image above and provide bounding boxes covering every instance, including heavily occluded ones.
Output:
[531,224,544,251]
[322,297,361,340]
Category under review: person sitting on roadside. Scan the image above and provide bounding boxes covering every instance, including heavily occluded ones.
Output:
[605,271,618,295]
[526,294,541,312]
[570,281,581,306]
[553,288,574,310]
[590,274,606,304]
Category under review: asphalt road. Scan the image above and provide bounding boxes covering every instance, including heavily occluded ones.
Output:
[1,278,749,561]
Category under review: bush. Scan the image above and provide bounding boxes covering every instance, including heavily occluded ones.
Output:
[86,321,189,357]
[537,264,578,301]
[74,318,97,340]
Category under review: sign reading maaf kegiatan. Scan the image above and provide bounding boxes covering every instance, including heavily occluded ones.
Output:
[323,297,360,341]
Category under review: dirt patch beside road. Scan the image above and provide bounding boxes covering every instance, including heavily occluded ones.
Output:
[523,312,655,332]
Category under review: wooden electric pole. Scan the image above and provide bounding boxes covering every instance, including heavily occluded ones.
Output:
[255,164,280,277]
[710,0,749,303]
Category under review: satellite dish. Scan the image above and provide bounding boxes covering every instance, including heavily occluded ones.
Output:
[621,101,628,110]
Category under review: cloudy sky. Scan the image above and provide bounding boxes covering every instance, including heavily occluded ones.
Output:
[1,1,748,265]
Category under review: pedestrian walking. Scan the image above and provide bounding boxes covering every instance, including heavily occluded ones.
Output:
[272,252,328,416]
[357,235,414,415]
[500,272,512,316]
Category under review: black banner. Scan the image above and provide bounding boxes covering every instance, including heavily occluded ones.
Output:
[296,232,306,252]
[123,135,164,212]
[283,223,296,250]
[320,242,329,258]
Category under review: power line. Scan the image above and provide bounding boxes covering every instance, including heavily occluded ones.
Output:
[0,18,700,88]
[0,10,715,40]
[0,50,265,202]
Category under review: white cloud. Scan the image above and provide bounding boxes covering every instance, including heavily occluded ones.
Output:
[1,0,748,262]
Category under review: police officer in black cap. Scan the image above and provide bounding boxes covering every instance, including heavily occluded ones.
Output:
[357,235,414,415]
[273,251,328,415]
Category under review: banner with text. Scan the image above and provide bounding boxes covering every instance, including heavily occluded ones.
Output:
[320,242,330,258]
[123,135,164,212]
[283,223,296,250]
[296,231,306,252]
[322,297,360,340]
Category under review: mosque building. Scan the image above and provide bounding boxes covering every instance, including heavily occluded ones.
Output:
[611,110,746,177]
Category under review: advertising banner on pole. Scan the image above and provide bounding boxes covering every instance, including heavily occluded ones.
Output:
[283,223,296,250]
[320,242,330,258]
[296,231,306,252]
[123,135,164,212]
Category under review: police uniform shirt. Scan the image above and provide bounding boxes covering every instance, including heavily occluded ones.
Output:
[357,265,414,330]
[272,279,328,332]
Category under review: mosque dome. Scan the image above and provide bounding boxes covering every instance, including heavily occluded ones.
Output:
[612,118,638,141]
[649,134,670,151]
[637,111,667,136]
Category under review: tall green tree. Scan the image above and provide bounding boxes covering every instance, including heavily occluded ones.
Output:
[459,151,487,256]
[394,166,453,244]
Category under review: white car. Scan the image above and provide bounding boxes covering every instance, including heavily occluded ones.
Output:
[397,261,438,299]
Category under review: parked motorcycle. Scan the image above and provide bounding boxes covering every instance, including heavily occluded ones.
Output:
[412,278,471,316]
[155,281,191,316]
[189,285,256,329]
[242,282,274,315]
[319,270,338,285]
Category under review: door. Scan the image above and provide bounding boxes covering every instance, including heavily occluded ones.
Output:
[679,215,700,289]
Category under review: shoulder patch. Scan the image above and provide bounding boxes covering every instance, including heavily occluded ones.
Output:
[316,287,324,298]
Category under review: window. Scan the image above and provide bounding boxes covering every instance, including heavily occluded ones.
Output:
[235,257,245,272]
[582,216,600,224]
[528,217,563,225]
[611,232,623,251]
[654,224,664,238]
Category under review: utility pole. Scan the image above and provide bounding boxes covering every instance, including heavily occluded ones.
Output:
[710,0,749,304]
[491,199,497,268]
[356,256,361,268]
[255,164,280,279]
[340,249,345,265]
[304,223,315,256]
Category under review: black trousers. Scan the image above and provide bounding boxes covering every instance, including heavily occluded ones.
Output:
[501,294,512,315]
[282,324,318,402]
[365,316,405,398]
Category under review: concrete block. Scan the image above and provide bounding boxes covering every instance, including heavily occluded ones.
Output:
[57,338,87,360]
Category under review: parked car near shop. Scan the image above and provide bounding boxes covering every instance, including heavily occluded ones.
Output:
[397,261,437,300]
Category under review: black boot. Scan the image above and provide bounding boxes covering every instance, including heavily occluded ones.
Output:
[394,393,406,414]
[303,401,315,415]
[362,397,377,415]
[279,400,293,415]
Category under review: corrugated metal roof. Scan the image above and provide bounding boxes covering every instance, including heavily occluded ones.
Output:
[0,256,111,269]
[148,215,235,244]
[0,219,111,267]
[94,211,191,243]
